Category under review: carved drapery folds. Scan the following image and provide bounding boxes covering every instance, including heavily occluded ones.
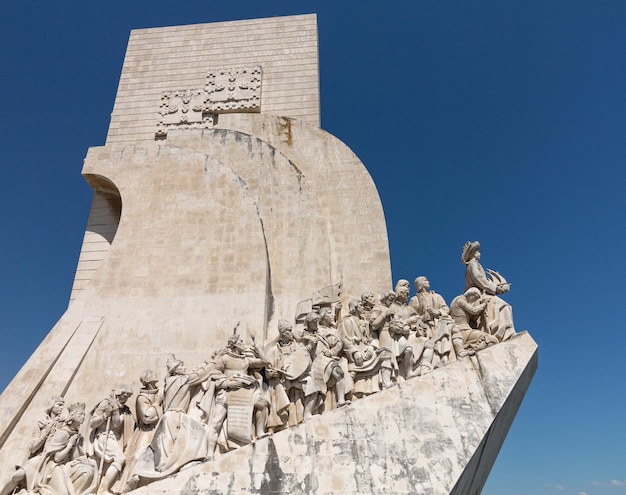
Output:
[1,241,517,494]
[156,66,262,137]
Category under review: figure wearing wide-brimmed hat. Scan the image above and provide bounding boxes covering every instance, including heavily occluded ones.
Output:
[462,241,515,341]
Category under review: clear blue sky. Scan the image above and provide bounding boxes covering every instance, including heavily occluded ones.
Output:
[1,2,625,494]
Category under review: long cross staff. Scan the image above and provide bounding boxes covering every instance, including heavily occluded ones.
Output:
[95,413,112,494]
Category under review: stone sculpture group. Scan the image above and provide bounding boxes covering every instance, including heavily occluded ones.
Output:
[1,241,516,495]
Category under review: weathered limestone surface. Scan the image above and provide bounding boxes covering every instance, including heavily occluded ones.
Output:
[129,332,537,495]
[165,114,391,333]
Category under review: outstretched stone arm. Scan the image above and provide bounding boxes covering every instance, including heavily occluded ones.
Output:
[248,335,272,369]
[188,362,217,385]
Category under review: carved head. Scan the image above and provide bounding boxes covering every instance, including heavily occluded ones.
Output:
[461,241,481,265]
[394,280,411,304]
[380,290,396,307]
[389,317,404,333]
[360,291,376,310]
[278,319,294,340]
[414,276,430,293]
[115,385,133,405]
[167,355,184,375]
[46,396,65,416]
[318,307,334,326]
[464,287,481,302]
[67,402,86,425]
[227,332,246,354]
[348,298,363,316]
[304,312,320,332]
[140,370,159,387]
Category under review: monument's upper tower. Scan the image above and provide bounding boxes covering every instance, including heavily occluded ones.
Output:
[107,14,320,145]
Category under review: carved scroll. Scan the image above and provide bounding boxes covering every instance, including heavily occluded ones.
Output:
[224,388,255,445]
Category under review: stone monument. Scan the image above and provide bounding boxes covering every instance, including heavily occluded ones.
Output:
[0,14,537,494]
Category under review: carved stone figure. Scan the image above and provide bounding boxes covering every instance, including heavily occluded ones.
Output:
[450,288,499,352]
[337,299,393,399]
[119,370,162,491]
[359,291,378,341]
[29,396,66,458]
[317,306,339,334]
[316,307,353,407]
[409,276,467,364]
[0,276,517,495]
[302,311,349,418]
[263,319,311,430]
[462,241,516,341]
[0,452,38,494]
[36,402,98,495]
[88,386,134,495]
[390,279,435,376]
[1,397,68,495]
[128,357,218,487]
[206,332,270,457]
[371,290,414,381]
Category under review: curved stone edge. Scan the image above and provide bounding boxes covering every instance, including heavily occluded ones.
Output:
[168,113,393,303]
[133,332,537,495]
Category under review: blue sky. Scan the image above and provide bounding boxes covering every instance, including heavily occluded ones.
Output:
[1,2,625,494]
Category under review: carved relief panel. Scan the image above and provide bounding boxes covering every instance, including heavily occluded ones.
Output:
[156,67,262,137]
[156,89,215,137]
[206,66,262,113]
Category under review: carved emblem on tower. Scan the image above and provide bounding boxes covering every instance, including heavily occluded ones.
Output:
[156,66,262,137]
[206,66,262,113]
[156,89,215,137]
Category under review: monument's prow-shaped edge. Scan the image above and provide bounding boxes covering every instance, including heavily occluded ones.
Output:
[0,14,536,495]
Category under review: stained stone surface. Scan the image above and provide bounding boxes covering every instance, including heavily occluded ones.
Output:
[130,332,537,495]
